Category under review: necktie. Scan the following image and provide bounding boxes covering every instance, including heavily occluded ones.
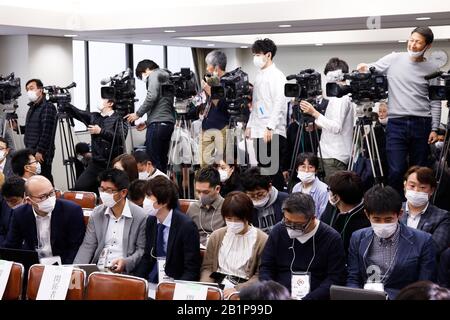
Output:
[148,223,166,283]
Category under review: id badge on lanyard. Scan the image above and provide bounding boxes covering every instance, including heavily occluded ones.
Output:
[97,247,109,271]
[157,257,173,283]
[291,272,311,300]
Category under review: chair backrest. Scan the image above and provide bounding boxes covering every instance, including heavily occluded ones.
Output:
[2,262,24,300]
[85,272,148,300]
[55,189,63,199]
[26,264,86,300]
[156,281,223,300]
[62,191,97,209]
[179,199,196,214]
[228,291,240,300]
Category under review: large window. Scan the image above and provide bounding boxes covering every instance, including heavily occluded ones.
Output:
[167,46,195,73]
[72,40,87,131]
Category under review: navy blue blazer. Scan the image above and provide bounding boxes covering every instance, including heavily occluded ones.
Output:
[134,209,201,281]
[347,223,437,299]
[0,198,12,246]
[3,199,86,264]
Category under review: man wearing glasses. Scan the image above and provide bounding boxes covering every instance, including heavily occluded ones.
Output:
[10,148,41,181]
[259,192,346,300]
[3,175,85,264]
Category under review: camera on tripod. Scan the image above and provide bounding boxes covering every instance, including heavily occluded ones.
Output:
[426,69,450,101]
[210,67,251,121]
[44,82,76,109]
[101,68,136,116]
[161,68,198,116]
[0,73,21,106]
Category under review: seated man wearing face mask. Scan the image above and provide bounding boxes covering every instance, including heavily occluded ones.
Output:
[401,166,450,255]
[4,175,85,264]
[62,98,128,193]
[73,169,147,274]
[11,148,41,181]
[259,193,346,300]
[347,185,436,299]
[0,137,13,178]
[241,167,288,234]
[187,166,225,246]
[0,176,25,246]
[133,150,168,181]
[292,152,329,219]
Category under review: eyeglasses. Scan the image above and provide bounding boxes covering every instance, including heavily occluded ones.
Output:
[28,190,55,202]
[98,187,119,195]
[246,191,268,200]
[281,217,312,232]
[28,160,38,165]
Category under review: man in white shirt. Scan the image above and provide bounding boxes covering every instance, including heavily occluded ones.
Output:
[300,58,355,182]
[247,38,288,191]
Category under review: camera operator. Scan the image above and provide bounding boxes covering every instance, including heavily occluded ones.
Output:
[199,50,230,166]
[247,38,288,191]
[15,79,57,184]
[62,98,128,192]
[357,26,441,195]
[125,60,174,173]
[300,58,355,183]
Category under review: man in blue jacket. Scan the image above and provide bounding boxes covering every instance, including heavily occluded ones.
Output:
[3,175,85,264]
[347,185,436,299]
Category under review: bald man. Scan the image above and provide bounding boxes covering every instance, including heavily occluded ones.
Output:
[4,175,85,264]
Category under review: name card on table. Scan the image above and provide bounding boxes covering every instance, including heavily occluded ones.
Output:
[173,282,208,300]
[36,265,73,300]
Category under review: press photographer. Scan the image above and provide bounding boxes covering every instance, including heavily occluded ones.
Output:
[125,60,174,173]
[61,91,128,193]
[0,72,20,154]
[356,26,441,195]
[300,58,355,182]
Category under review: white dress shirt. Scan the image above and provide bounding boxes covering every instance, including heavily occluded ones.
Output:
[102,199,132,267]
[33,208,53,258]
[247,63,288,138]
[217,226,257,279]
[315,96,355,164]
[405,202,429,229]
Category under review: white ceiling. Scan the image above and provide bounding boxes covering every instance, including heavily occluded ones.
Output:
[0,0,450,47]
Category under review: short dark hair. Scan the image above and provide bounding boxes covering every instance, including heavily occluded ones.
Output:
[252,38,277,59]
[328,171,364,205]
[295,152,319,170]
[405,166,437,189]
[324,57,349,75]
[135,59,159,79]
[98,168,130,191]
[1,176,25,198]
[112,154,138,182]
[364,185,402,216]
[282,193,316,219]
[25,79,43,89]
[221,191,254,222]
[128,179,147,202]
[75,142,90,155]
[11,148,34,177]
[239,280,290,300]
[133,150,151,164]
[396,281,450,300]
[145,176,179,209]
[411,26,434,45]
[241,167,271,191]
[0,137,9,148]
[195,165,220,188]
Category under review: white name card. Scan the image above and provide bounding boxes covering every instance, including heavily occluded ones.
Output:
[36,265,73,300]
[173,282,208,300]
[0,260,13,299]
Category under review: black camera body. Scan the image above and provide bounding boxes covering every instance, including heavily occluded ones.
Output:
[161,68,198,116]
[285,68,322,101]
[326,67,388,103]
[0,73,21,105]
[210,67,251,119]
[45,82,76,108]
[427,70,450,101]
[101,68,136,116]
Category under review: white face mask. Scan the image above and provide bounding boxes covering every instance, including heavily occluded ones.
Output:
[100,192,118,208]
[143,197,158,216]
[379,117,388,125]
[219,169,229,182]
[287,228,304,239]
[328,192,339,206]
[138,171,149,180]
[252,193,270,208]
[297,171,315,184]
[253,55,267,69]
[371,222,398,239]
[226,220,245,234]
[30,162,41,175]
[27,90,39,102]
[407,47,427,58]
[37,195,56,213]
[405,189,429,207]
[97,100,106,112]
[141,73,149,82]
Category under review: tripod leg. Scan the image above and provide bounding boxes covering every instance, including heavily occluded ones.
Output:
[369,124,384,184]
[349,123,360,171]
[288,123,304,192]
[433,130,450,203]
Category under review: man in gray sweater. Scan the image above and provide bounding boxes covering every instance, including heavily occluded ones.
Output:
[125,60,175,173]
[358,26,441,196]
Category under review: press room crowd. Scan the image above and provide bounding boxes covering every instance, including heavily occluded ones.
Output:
[0,26,450,300]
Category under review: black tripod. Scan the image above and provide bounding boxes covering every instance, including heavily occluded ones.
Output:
[348,102,384,186]
[1,103,24,150]
[106,115,129,169]
[433,114,450,203]
[226,110,250,169]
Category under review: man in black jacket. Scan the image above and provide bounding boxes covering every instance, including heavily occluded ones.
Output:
[62,98,128,192]
[22,79,57,184]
